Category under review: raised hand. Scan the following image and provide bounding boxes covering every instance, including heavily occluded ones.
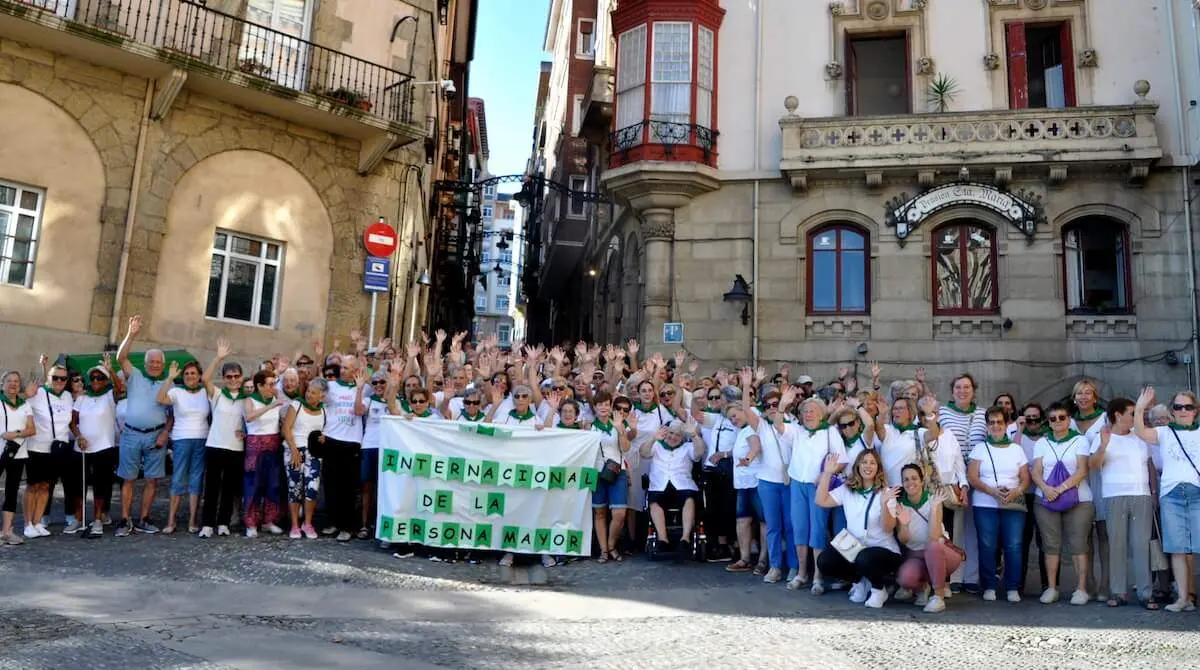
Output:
[38,353,48,369]
[349,329,362,344]
[101,352,114,371]
[738,367,753,387]
[378,337,393,353]
[688,360,699,374]
[435,329,447,343]
[836,366,849,380]
[167,361,180,379]
[915,366,927,383]
[354,368,370,387]
[406,342,421,359]
[822,453,840,472]
[870,360,881,380]
[673,350,686,367]
[313,339,323,358]
[127,314,143,337]
[626,339,639,356]
[1136,386,1155,409]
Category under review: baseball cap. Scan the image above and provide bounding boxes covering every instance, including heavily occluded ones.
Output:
[797,375,814,385]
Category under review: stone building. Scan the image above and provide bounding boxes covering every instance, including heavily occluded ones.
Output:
[550,0,1200,403]
[0,0,477,371]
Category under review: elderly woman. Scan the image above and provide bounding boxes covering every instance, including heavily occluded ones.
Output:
[487,384,539,426]
[70,360,121,537]
[1031,402,1093,606]
[816,450,903,608]
[281,377,328,540]
[199,341,244,538]
[242,369,285,538]
[590,391,633,562]
[360,371,397,539]
[726,401,769,573]
[968,406,1031,602]
[786,393,845,593]
[1070,379,1109,601]
[1133,386,1200,613]
[23,364,74,538]
[696,386,737,563]
[896,464,961,613]
[640,420,707,557]
[939,373,988,594]
[155,360,212,534]
[1,371,35,544]
[740,369,797,583]
[873,396,921,486]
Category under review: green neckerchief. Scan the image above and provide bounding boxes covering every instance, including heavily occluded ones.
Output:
[900,489,930,509]
[1169,421,1199,431]
[848,485,878,495]
[399,398,412,413]
[985,434,1013,446]
[248,391,271,406]
[1073,407,1104,422]
[181,383,204,393]
[413,408,434,418]
[1047,428,1082,444]
[557,421,581,429]
[509,407,535,421]
[220,387,241,402]
[299,399,323,412]
[1,393,25,409]
[335,379,357,389]
[946,402,977,415]
[459,409,484,422]
[702,408,722,414]
[804,420,829,437]
[284,388,302,401]
[592,418,614,435]
[633,401,658,413]
[84,386,111,398]
[891,421,918,433]
[657,438,681,451]
[43,385,68,399]
[842,427,865,447]
[1023,426,1048,439]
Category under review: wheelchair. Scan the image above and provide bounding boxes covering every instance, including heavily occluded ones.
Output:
[642,472,708,563]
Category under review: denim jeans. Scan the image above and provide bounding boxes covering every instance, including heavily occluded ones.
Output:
[756,480,797,570]
[170,438,207,496]
[789,481,830,549]
[974,505,1026,592]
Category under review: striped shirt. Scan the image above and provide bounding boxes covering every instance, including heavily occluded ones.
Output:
[938,404,987,458]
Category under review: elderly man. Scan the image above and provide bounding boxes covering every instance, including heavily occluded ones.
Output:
[321,354,367,542]
[114,314,169,537]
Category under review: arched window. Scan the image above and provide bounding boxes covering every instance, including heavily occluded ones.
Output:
[933,222,998,315]
[807,225,869,315]
[1063,217,1131,314]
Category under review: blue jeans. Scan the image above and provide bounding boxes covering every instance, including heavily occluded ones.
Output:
[757,480,798,570]
[117,429,166,480]
[974,506,1026,592]
[789,481,830,549]
[170,438,206,496]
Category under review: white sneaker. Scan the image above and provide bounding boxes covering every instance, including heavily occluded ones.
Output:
[22,525,39,539]
[914,587,931,607]
[1039,588,1060,604]
[541,554,557,568]
[217,525,230,536]
[62,521,82,534]
[811,580,826,596]
[786,576,805,591]
[894,587,914,602]
[763,568,783,584]
[1007,590,1022,603]
[1070,590,1089,606]
[87,520,103,536]
[498,553,514,567]
[923,595,946,613]
[35,524,50,537]
[865,588,889,608]
[263,523,284,535]
[245,527,258,538]
[198,526,214,538]
[982,589,997,601]
[850,581,870,603]
[941,586,953,599]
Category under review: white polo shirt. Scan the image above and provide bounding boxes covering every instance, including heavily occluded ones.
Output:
[75,391,117,453]
[646,440,701,492]
[26,387,74,454]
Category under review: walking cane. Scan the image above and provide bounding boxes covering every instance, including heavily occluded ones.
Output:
[80,449,97,540]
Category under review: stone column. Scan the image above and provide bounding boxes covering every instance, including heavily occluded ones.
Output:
[640,207,675,353]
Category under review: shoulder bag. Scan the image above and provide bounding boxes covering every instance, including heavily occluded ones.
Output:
[910,503,967,561]
[1168,426,1200,482]
[46,389,72,458]
[306,407,329,459]
[831,488,879,562]
[597,424,623,484]
[1,404,19,465]
[763,420,790,486]
[984,443,1027,512]
[919,429,963,510]
[1037,440,1080,512]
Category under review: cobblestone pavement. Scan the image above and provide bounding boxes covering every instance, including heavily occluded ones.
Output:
[1,491,1199,669]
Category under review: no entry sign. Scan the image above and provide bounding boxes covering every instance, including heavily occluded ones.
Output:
[364,217,398,257]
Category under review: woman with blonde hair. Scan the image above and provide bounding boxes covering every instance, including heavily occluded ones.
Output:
[785,394,845,593]
[1070,378,1110,601]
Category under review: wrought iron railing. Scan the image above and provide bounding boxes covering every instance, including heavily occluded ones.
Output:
[609,120,718,161]
[5,0,414,124]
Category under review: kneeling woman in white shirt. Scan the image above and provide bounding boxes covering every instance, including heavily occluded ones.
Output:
[816,450,904,608]
[895,464,961,613]
[640,420,707,556]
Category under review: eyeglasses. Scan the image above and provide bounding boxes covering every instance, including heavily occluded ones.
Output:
[1048,415,1069,423]
[89,375,107,382]
[371,380,387,386]
[515,393,530,399]
[837,420,857,429]
[412,398,428,404]
[764,401,779,409]
[660,390,675,397]
[464,399,481,406]
[224,374,241,380]
[1174,404,1197,412]
[707,395,721,401]
[324,373,338,379]
[1023,415,1043,423]
[51,375,68,382]
[552,386,567,391]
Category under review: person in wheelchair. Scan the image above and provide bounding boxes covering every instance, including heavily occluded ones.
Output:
[641,420,707,556]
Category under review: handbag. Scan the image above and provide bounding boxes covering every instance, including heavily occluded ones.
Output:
[305,407,329,459]
[46,389,72,458]
[1,403,19,465]
[1150,509,1170,572]
[983,443,1027,512]
[1038,441,1080,512]
[919,429,963,510]
[832,488,879,562]
[598,459,622,484]
[911,505,967,561]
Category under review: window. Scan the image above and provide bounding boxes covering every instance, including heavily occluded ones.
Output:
[495,295,510,312]
[568,176,587,217]
[933,223,998,315]
[475,294,487,311]
[1064,218,1130,314]
[808,225,868,314]
[0,182,44,288]
[206,230,282,327]
[498,274,511,286]
[616,25,647,132]
[497,323,512,345]
[697,27,714,129]
[241,0,312,89]
[499,251,513,264]
[482,205,493,219]
[482,252,491,264]
[650,22,692,132]
[483,184,496,199]
[577,19,595,57]
[572,93,585,136]
[1006,22,1075,109]
[845,33,910,116]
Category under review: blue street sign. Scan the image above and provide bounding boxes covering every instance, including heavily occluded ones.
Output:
[364,255,390,292]
[663,322,684,344]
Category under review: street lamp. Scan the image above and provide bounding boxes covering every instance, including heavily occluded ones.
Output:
[416,270,432,286]
[722,274,753,326]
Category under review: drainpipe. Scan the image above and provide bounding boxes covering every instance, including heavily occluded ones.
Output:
[107,81,154,345]
[751,0,764,368]
[1167,0,1200,387]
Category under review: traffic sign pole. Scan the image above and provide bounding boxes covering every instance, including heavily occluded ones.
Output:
[361,216,397,350]
[368,292,378,350]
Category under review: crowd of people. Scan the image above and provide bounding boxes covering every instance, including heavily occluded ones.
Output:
[1,318,1199,615]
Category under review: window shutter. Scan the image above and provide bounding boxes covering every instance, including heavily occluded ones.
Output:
[844,35,857,115]
[1006,22,1029,109]
[1058,23,1077,106]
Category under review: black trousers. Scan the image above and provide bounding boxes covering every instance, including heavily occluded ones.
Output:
[817,546,904,589]
[322,440,361,531]
[202,447,244,527]
[1,456,23,514]
[62,450,119,515]
[701,469,735,540]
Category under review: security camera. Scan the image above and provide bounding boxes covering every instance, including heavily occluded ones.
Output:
[441,80,457,97]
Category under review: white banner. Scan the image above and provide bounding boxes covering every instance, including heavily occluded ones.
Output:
[375,418,599,555]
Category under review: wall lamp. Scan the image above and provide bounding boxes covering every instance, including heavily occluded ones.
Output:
[722,274,753,326]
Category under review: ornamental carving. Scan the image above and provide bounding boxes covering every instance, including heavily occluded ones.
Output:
[1078,48,1098,68]
[983,53,1001,70]
[829,1,844,16]
[825,61,844,80]
[866,1,890,19]
[916,57,935,75]
[640,214,676,241]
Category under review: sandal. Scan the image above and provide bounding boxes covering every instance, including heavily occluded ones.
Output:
[162,525,176,535]
[189,525,200,534]
[1142,599,1161,611]
[1106,596,1127,608]
[355,527,371,540]
[609,550,624,562]
[752,562,769,577]
[726,559,753,573]
[597,553,609,564]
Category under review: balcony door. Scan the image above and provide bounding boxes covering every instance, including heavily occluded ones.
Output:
[240,0,313,90]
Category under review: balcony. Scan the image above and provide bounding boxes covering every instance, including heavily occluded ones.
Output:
[0,0,424,171]
[779,92,1162,191]
[609,120,718,170]
[577,64,612,145]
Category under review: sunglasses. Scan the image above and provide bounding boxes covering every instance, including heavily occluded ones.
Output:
[1174,404,1197,412]
[707,395,721,401]
[553,386,567,391]
[660,390,675,397]
[764,401,779,409]
[324,373,338,379]
[51,375,68,382]
[89,375,107,382]
[371,380,387,385]
[1023,415,1043,423]
[515,393,531,399]
[838,420,857,429]
[464,399,481,406]
[615,406,631,413]
[1048,415,1069,423]
[224,373,242,380]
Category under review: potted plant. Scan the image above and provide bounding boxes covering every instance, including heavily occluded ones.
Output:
[237,58,272,78]
[926,72,960,113]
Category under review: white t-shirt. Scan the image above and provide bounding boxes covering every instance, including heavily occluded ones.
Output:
[323,381,364,444]
[754,420,790,485]
[167,387,211,440]
[787,424,842,484]
[1032,434,1093,502]
[591,419,624,470]
[968,442,1029,508]
[879,424,920,487]
[0,399,34,459]
[1093,432,1152,498]
[646,440,701,491]
[899,497,945,551]
[1155,425,1200,499]
[1072,413,1108,518]
[361,397,390,450]
[840,431,876,469]
[698,411,736,462]
[288,400,326,451]
[630,403,675,472]
[75,392,117,453]
[245,397,282,436]
[830,485,900,553]
[731,425,760,490]
[206,390,245,452]
[26,387,74,454]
